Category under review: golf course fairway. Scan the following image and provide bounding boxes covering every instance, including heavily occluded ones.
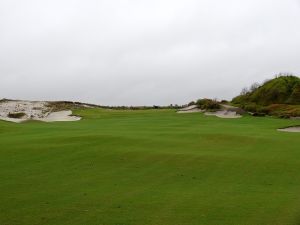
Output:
[1,108,300,225]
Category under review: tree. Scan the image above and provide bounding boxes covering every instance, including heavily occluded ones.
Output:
[250,82,260,92]
[240,87,249,95]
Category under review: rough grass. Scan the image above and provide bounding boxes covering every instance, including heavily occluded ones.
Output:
[266,104,300,118]
[237,104,300,118]
[46,101,83,112]
[1,109,300,225]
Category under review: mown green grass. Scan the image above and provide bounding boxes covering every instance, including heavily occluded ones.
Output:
[1,109,300,225]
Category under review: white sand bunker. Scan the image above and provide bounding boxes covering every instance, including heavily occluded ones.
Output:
[205,110,242,119]
[278,126,300,133]
[178,104,243,118]
[177,109,204,113]
[38,110,81,122]
[0,100,81,123]
[177,105,204,113]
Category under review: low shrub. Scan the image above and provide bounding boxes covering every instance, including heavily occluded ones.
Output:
[264,104,300,118]
[196,99,221,111]
[242,103,258,112]
[8,112,26,119]
[188,101,196,106]
[252,112,266,117]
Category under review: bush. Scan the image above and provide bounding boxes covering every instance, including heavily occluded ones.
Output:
[8,112,26,119]
[196,99,221,111]
[188,101,196,106]
[252,112,266,117]
[242,103,258,112]
[220,100,229,104]
[288,84,300,104]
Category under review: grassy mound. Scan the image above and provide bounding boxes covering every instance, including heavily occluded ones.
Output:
[232,75,300,117]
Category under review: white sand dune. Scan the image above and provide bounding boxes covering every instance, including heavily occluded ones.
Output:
[0,100,81,123]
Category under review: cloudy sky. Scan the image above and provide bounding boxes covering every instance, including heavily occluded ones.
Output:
[1,0,300,105]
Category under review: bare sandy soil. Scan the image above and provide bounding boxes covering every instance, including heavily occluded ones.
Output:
[0,100,81,123]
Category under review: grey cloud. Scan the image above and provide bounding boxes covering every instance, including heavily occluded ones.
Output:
[1,0,300,105]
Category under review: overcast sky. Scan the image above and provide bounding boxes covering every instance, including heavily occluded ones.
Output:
[1,0,300,105]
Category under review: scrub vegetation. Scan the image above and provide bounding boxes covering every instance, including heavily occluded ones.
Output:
[7,112,26,118]
[196,98,221,111]
[232,74,300,117]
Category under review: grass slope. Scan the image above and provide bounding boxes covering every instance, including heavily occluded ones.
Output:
[1,109,300,225]
[233,75,300,106]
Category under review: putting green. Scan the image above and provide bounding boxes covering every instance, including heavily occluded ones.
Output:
[1,108,300,225]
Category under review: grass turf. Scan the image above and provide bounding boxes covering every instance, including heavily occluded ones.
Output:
[1,109,300,225]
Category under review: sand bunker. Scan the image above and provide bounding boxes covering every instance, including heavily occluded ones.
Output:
[177,104,242,118]
[205,110,242,119]
[38,110,81,122]
[177,109,204,113]
[291,117,300,120]
[177,105,204,113]
[278,126,300,133]
[0,100,81,123]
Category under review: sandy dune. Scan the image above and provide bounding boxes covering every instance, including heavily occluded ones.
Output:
[0,100,81,123]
